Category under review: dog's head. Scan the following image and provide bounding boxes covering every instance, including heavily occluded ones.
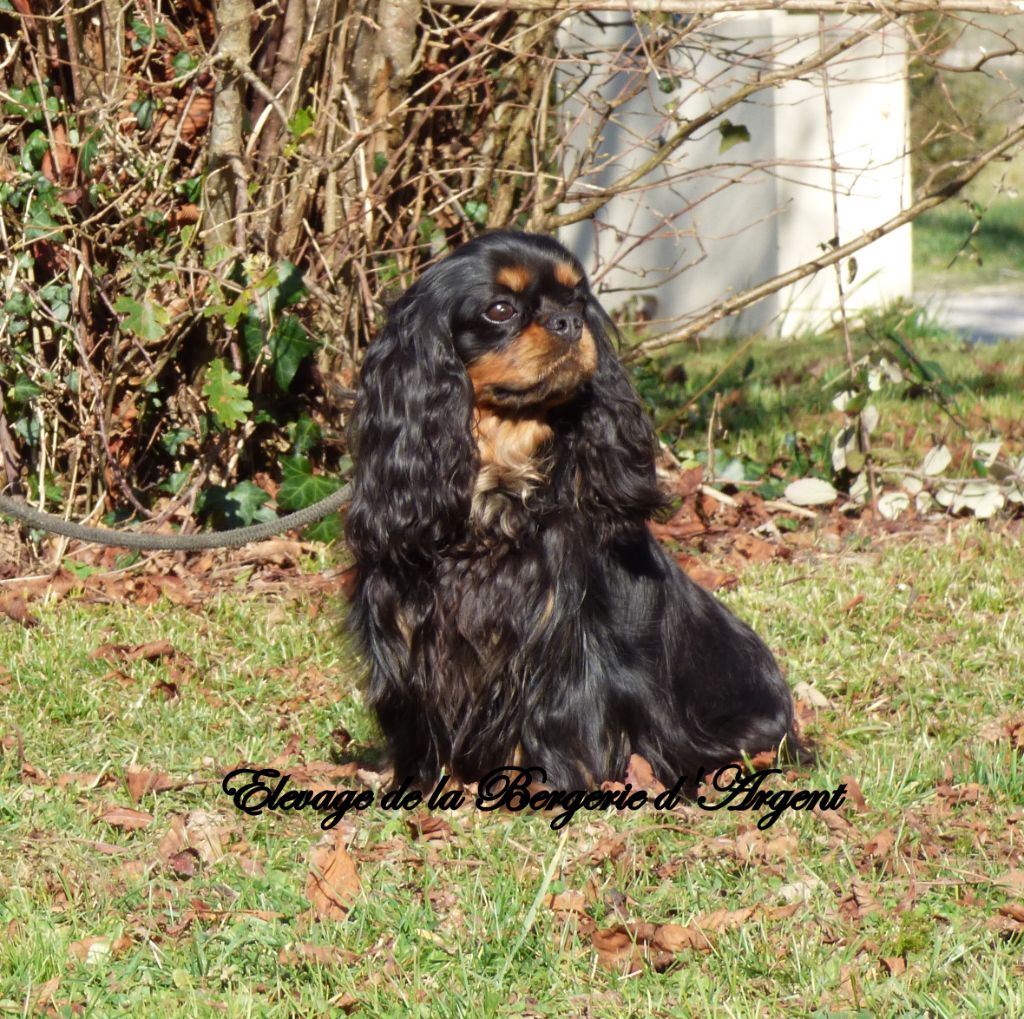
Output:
[411,231,601,411]
[347,230,661,565]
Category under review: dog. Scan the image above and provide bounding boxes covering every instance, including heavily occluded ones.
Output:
[346,230,803,789]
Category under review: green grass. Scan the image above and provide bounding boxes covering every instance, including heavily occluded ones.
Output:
[3,327,1024,1016]
[643,307,1024,486]
[2,534,1024,1016]
[913,197,1024,286]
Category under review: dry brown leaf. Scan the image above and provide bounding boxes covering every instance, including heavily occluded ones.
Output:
[268,732,304,768]
[995,869,1024,895]
[625,754,664,794]
[839,880,878,921]
[841,775,869,812]
[544,890,588,915]
[979,716,1024,750]
[0,593,39,627]
[96,806,153,831]
[157,810,236,864]
[407,815,455,842]
[881,955,906,976]
[987,904,1024,939]
[676,555,738,592]
[306,833,362,920]
[278,943,360,967]
[813,803,857,837]
[841,594,866,614]
[694,907,754,932]
[90,640,177,663]
[586,833,628,866]
[20,761,49,785]
[863,828,895,860]
[166,848,202,879]
[652,922,713,953]
[732,533,778,564]
[32,976,61,1010]
[936,781,983,805]
[733,830,798,863]
[56,771,112,790]
[591,926,644,975]
[126,766,176,802]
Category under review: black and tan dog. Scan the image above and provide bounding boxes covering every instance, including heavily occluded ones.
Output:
[347,230,803,788]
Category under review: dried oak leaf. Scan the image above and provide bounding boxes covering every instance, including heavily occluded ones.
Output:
[592,926,644,975]
[980,715,1024,750]
[988,903,1024,940]
[881,955,907,976]
[278,943,361,968]
[126,766,177,803]
[625,754,664,794]
[306,833,362,920]
[731,533,778,564]
[406,815,455,842]
[0,593,39,627]
[166,848,202,880]
[652,923,713,954]
[96,806,153,832]
[838,880,878,922]
[676,555,738,592]
[157,810,236,865]
[861,828,895,868]
[544,890,588,916]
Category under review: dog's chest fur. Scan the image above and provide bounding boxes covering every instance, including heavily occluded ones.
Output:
[470,409,553,535]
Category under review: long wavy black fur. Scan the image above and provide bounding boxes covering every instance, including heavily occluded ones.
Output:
[347,230,804,788]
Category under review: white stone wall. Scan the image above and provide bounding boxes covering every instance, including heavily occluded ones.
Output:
[557,12,912,338]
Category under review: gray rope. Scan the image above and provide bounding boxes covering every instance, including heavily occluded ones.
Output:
[0,483,351,550]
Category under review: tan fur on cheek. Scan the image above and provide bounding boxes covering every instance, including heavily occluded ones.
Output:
[466,324,561,398]
[578,326,598,375]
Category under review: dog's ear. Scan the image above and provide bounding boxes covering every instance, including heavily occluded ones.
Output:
[566,300,666,530]
[347,289,476,570]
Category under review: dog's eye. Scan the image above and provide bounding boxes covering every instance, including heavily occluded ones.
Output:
[483,301,517,324]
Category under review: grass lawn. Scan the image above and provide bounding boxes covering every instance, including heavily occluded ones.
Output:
[913,197,1024,287]
[2,329,1024,1017]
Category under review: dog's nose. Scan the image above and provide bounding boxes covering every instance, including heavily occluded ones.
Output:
[546,310,583,343]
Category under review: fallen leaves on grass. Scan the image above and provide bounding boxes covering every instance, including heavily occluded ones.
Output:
[90,639,180,663]
[68,934,132,965]
[0,591,38,627]
[592,921,712,974]
[624,754,664,795]
[988,903,1024,940]
[96,806,154,832]
[838,880,879,921]
[860,828,896,871]
[980,715,1024,750]
[407,815,455,842]
[157,810,238,865]
[307,832,362,920]
[278,942,361,967]
[675,553,737,592]
[544,889,589,916]
[126,766,178,802]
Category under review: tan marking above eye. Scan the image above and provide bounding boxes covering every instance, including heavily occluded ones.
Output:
[495,265,533,293]
[554,261,583,288]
